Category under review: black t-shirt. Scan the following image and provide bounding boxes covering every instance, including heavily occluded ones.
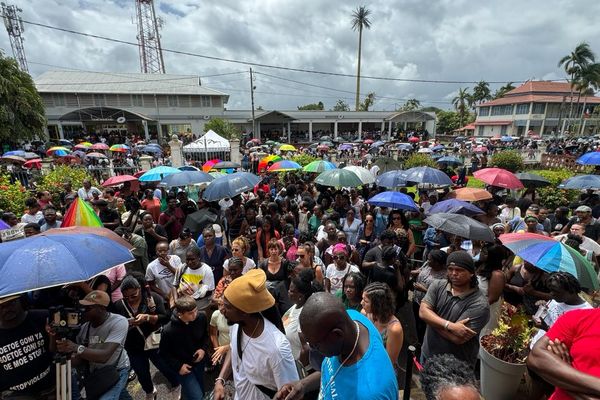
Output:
[99,208,121,229]
[136,224,168,260]
[0,310,54,394]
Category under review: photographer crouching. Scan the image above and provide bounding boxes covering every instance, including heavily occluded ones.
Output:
[50,291,130,400]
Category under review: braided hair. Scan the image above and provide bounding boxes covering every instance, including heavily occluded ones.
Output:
[545,272,581,295]
[363,282,396,323]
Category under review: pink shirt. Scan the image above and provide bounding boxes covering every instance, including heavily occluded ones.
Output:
[104,264,127,302]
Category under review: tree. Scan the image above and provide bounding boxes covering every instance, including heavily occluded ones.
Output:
[351,6,372,111]
[332,99,350,112]
[256,105,264,111]
[471,81,491,106]
[574,62,600,134]
[436,110,461,134]
[558,42,596,120]
[204,118,240,140]
[399,98,421,111]
[492,82,516,99]
[0,53,46,143]
[359,92,375,111]
[297,101,324,110]
[452,87,473,126]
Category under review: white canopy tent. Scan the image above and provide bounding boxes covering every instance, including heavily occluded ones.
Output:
[183,130,230,153]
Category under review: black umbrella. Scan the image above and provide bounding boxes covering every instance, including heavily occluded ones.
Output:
[183,209,219,239]
[424,213,495,242]
[515,172,551,188]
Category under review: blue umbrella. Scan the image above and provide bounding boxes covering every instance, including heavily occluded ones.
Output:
[2,150,26,157]
[403,166,453,186]
[431,153,443,160]
[202,172,261,201]
[160,171,214,188]
[559,175,600,190]
[396,143,413,151]
[139,166,182,182]
[428,199,484,216]
[179,166,200,171]
[367,191,418,211]
[0,233,134,297]
[140,145,162,154]
[437,156,464,166]
[576,152,600,165]
[376,170,407,188]
[432,144,445,152]
[501,136,513,142]
[370,140,385,148]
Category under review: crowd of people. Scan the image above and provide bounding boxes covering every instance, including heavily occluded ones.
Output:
[2,135,600,400]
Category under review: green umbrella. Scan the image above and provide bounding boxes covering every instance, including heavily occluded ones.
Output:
[314,169,363,188]
[265,140,279,146]
[303,160,336,173]
[373,157,402,173]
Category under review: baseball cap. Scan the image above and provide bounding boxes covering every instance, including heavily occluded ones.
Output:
[79,290,110,307]
[576,205,592,213]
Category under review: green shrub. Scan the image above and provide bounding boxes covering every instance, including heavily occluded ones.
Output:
[403,153,438,169]
[36,166,96,206]
[291,154,320,167]
[531,169,578,210]
[0,174,31,215]
[491,150,524,172]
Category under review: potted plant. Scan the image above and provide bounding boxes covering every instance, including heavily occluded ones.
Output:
[479,303,536,400]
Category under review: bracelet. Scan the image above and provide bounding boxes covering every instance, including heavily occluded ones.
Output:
[215,377,225,385]
[444,320,450,331]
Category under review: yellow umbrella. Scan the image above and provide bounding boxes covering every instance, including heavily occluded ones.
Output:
[280,144,297,152]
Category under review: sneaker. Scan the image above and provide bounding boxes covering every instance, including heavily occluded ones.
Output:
[168,385,181,400]
[145,388,157,400]
[127,370,137,383]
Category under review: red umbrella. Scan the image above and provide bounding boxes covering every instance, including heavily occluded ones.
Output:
[91,143,109,150]
[408,136,420,143]
[473,146,488,153]
[473,168,524,189]
[43,226,133,250]
[133,170,148,178]
[23,158,42,169]
[102,175,138,187]
[363,139,374,144]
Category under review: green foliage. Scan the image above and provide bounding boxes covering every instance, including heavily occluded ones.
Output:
[466,176,486,188]
[0,54,46,143]
[204,118,241,140]
[452,87,473,126]
[471,81,492,105]
[436,110,462,134]
[0,174,30,215]
[490,150,524,172]
[332,99,350,112]
[493,82,516,99]
[402,153,437,169]
[481,303,535,364]
[359,92,375,111]
[399,98,421,111]
[36,166,95,205]
[532,169,579,210]
[298,102,324,111]
[291,154,319,167]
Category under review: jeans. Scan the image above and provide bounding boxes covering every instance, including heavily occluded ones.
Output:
[98,368,129,400]
[128,350,180,394]
[178,362,205,400]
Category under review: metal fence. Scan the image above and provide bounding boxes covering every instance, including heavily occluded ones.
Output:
[183,150,231,166]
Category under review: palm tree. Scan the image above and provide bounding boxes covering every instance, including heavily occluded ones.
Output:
[400,98,421,111]
[575,62,600,134]
[472,81,492,106]
[493,82,516,99]
[453,88,472,126]
[351,6,372,111]
[558,42,596,121]
[359,92,376,111]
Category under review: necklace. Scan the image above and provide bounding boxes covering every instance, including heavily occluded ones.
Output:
[322,321,361,393]
[236,319,261,373]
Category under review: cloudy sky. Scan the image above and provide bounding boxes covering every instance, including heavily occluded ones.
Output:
[3,0,600,111]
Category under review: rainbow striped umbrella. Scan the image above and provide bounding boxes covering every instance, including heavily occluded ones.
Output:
[258,155,282,172]
[46,146,71,157]
[60,198,103,228]
[202,159,222,172]
[268,160,301,172]
[303,160,336,173]
[109,144,130,153]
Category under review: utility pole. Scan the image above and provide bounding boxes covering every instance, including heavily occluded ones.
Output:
[1,2,28,72]
[249,68,257,140]
[134,0,166,73]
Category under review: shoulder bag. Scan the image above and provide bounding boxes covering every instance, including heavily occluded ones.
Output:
[120,299,161,351]
[82,323,124,400]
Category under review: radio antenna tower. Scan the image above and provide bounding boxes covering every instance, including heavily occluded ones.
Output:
[135,0,166,73]
[1,2,28,72]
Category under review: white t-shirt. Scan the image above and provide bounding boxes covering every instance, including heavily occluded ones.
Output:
[76,313,129,371]
[283,304,303,360]
[530,299,593,347]
[230,318,299,399]
[223,257,256,274]
[173,263,215,299]
[21,211,43,224]
[145,255,182,295]
[325,263,360,294]
[210,309,231,347]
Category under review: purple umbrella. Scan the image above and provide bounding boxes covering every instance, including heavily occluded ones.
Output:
[338,144,353,151]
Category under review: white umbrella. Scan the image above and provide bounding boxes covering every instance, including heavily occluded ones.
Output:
[343,166,376,184]
[418,148,433,153]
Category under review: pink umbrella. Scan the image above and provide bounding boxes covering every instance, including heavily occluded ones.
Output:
[23,158,42,169]
[408,136,420,143]
[473,146,488,153]
[473,168,524,189]
[102,175,138,187]
[91,143,109,150]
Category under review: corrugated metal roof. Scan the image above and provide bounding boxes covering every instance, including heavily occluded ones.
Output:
[34,70,228,97]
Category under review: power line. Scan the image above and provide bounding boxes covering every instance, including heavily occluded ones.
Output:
[8,15,543,85]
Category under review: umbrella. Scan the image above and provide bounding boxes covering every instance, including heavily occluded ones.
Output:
[432,144,445,152]
[338,144,353,151]
[213,161,241,169]
[559,175,600,190]
[86,152,108,159]
[437,156,463,167]
[133,170,147,178]
[91,143,109,150]
[202,159,222,172]
[178,166,200,172]
[109,144,130,153]
[59,139,73,147]
[370,141,385,148]
[403,167,453,186]
[46,146,71,156]
[454,136,467,142]
[0,233,134,297]
[23,158,42,169]
[417,148,433,154]
[102,175,138,187]
[576,152,600,165]
[515,173,551,188]
[43,226,133,250]
[428,199,484,217]
[320,136,333,142]
[424,213,495,242]
[0,155,26,163]
[61,198,103,227]
[258,155,282,172]
[183,208,219,239]
[139,145,162,154]
[268,160,302,172]
[396,143,413,151]
[363,139,374,144]
[265,140,279,146]
[74,142,93,149]
[314,169,363,188]
[202,172,261,201]
[160,170,214,188]
[373,157,402,173]
[448,187,493,202]
[343,166,376,184]
[473,168,524,189]
[317,144,330,151]
[376,170,407,188]
[3,150,26,157]
[320,141,335,147]
[279,144,297,152]
[303,160,336,173]
[499,233,598,290]
[501,136,513,142]
[408,136,420,143]
[72,150,87,158]
[473,146,488,153]
[139,166,182,182]
[23,152,40,160]
[367,191,418,211]
[209,171,227,178]
[0,220,9,230]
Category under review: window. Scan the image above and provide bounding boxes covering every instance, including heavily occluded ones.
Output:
[478,126,484,136]
[201,96,211,107]
[500,126,508,136]
[131,94,143,107]
[491,105,513,116]
[479,107,490,116]
[515,104,530,114]
[168,96,178,107]
[52,94,65,106]
[93,94,106,106]
[532,103,546,114]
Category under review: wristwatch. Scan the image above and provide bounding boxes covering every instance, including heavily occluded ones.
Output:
[77,345,86,355]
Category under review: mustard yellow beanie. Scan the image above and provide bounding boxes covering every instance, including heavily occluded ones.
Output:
[224,269,275,313]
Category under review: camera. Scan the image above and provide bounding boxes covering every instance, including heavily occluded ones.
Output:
[49,306,84,339]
